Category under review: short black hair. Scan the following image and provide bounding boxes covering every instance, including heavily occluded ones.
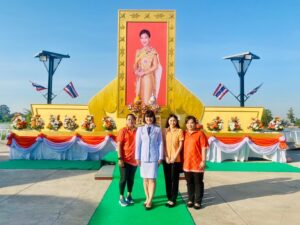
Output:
[165,114,180,128]
[139,29,151,38]
[185,115,197,124]
[126,113,136,120]
[143,110,156,124]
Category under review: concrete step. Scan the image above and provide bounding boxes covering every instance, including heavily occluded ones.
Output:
[94,164,115,180]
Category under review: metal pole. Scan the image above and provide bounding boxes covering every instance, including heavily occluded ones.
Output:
[239,59,245,107]
[47,56,54,104]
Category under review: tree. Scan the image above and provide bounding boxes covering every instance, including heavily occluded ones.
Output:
[0,104,11,122]
[295,118,300,127]
[23,109,32,124]
[261,108,273,127]
[286,107,296,124]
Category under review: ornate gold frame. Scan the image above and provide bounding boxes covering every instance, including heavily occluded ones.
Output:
[117,10,176,117]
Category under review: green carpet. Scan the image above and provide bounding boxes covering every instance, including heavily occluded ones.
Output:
[88,165,195,225]
[0,160,101,170]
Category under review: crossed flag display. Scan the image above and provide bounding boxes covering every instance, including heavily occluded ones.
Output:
[213,83,262,101]
[30,81,79,98]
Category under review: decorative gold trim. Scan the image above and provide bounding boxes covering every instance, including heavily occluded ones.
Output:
[117,10,176,117]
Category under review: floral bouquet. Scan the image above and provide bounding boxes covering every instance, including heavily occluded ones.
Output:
[102,116,116,131]
[128,95,160,125]
[228,116,242,131]
[207,116,223,132]
[30,114,45,130]
[63,115,79,131]
[47,115,63,131]
[11,114,27,130]
[268,117,284,131]
[248,118,263,132]
[81,115,96,131]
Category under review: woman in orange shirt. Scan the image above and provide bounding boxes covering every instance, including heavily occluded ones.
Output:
[183,116,209,210]
[163,114,184,207]
[117,114,138,207]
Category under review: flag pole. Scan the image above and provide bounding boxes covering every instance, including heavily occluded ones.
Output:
[224,85,240,103]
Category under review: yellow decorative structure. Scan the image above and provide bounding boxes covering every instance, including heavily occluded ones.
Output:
[29,10,267,135]
[202,106,264,133]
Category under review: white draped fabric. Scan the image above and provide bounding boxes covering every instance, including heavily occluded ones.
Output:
[10,136,117,161]
[207,136,286,163]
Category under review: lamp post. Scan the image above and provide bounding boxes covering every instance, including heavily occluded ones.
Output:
[35,50,70,104]
[223,52,259,107]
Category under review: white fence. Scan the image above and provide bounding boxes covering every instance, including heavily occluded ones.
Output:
[283,129,300,147]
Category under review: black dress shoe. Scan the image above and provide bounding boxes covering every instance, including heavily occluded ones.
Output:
[168,203,175,208]
[145,205,152,210]
[187,201,194,208]
[193,203,201,210]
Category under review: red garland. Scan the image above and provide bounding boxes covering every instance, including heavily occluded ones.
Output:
[7,133,116,149]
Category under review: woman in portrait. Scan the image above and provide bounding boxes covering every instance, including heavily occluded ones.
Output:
[135,110,163,210]
[183,116,209,210]
[134,29,162,105]
[163,114,184,208]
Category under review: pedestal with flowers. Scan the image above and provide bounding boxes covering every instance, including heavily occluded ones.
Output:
[128,95,161,126]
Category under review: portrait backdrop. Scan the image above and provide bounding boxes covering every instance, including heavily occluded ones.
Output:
[126,22,167,106]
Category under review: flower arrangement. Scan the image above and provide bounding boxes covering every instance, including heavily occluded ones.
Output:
[11,114,27,130]
[248,117,264,132]
[128,95,160,125]
[30,114,45,130]
[268,117,284,131]
[47,115,62,131]
[102,116,116,131]
[207,116,223,131]
[63,115,79,131]
[228,116,242,131]
[81,115,96,131]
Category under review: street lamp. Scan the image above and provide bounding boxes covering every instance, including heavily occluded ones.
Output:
[35,50,70,104]
[223,52,259,107]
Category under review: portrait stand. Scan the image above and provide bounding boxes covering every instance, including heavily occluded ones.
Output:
[117,10,176,118]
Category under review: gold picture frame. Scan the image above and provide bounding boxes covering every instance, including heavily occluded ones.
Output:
[117,10,176,117]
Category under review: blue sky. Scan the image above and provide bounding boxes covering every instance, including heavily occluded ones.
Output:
[0,0,299,118]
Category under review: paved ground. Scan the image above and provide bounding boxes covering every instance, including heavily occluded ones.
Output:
[180,172,300,225]
[1,143,300,225]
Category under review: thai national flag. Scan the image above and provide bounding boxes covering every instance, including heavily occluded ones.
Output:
[213,83,229,100]
[31,82,47,91]
[63,82,79,98]
[247,83,263,97]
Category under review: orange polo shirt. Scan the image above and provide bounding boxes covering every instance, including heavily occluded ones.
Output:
[164,128,184,162]
[117,127,138,166]
[183,130,209,173]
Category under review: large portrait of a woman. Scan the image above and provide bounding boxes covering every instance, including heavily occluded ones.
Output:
[117,10,175,117]
[126,22,167,106]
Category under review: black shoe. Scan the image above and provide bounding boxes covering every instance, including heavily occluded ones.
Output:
[193,203,201,210]
[187,201,194,208]
[145,205,152,210]
[168,202,175,208]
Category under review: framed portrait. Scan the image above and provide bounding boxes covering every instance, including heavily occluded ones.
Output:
[117,10,176,117]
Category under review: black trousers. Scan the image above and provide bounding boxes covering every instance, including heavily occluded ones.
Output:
[163,161,181,203]
[119,163,137,196]
[184,172,204,204]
